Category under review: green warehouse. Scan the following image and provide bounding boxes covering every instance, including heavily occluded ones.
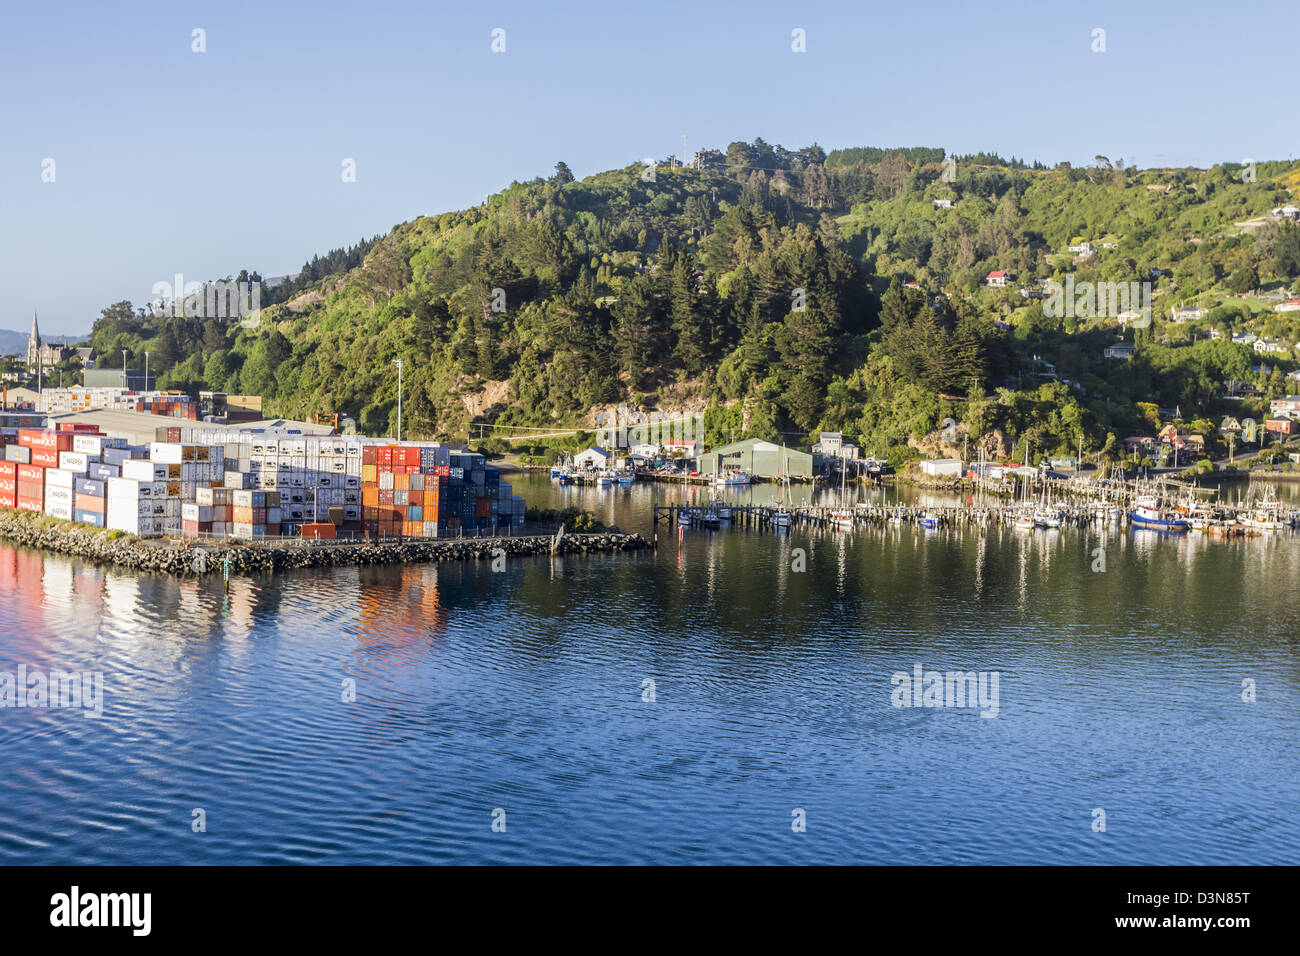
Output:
[696,438,813,480]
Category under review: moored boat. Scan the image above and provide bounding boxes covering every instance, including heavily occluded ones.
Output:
[1129,494,1189,532]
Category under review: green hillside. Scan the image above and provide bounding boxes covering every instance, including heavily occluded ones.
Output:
[78,143,1300,464]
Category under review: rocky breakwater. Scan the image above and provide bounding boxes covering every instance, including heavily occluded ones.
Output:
[0,511,648,577]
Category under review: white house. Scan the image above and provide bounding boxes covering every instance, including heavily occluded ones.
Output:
[573,447,612,470]
[919,458,963,477]
[1232,332,1258,346]
[1068,241,1094,256]
[1275,299,1300,313]
[985,270,1010,287]
[629,442,660,458]
[932,198,953,209]
[1254,337,1288,354]
[1104,341,1136,360]
[1169,306,1207,323]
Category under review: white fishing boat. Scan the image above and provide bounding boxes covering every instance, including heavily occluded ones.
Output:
[1239,506,1284,533]
[771,508,791,528]
[676,508,694,526]
[716,470,751,486]
[597,469,616,487]
[1033,509,1062,529]
[830,509,854,531]
[617,472,635,487]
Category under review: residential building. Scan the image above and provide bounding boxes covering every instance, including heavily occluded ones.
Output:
[1104,341,1135,360]
[1169,306,1208,323]
[985,270,1010,287]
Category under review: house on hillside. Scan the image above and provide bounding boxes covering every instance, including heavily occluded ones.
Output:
[1104,341,1136,360]
[1269,396,1300,417]
[1254,337,1288,354]
[985,270,1010,287]
[1068,241,1094,257]
[1231,332,1258,346]
[933,198,953,209]
[1275,299,1300,313]
[1169,306,1207,323]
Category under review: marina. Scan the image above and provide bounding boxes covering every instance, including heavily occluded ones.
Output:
[651,477,1300,536]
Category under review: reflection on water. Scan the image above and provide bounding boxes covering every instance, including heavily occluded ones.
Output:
[0,471,1297,864]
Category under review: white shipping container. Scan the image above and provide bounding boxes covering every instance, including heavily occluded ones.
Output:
[42,468,75,489]
[72,435,106,454]
[122,460,166,482]
[59,452,93,473]
[149,442,185,464]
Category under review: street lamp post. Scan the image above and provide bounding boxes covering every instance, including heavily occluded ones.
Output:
[393,359,403,442]
[122,349,128,388]
[144,351,150,392]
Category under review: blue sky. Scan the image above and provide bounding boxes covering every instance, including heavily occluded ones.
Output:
[2,0,1296,336]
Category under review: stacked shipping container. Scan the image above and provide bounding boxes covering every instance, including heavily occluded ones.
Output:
[0,425,526,541]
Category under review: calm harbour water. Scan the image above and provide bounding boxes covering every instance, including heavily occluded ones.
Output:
[1,472,1298,865]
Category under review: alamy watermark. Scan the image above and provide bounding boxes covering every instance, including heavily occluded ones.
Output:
[1044,274,1150,327]
[594,408,705,451]
[150,273,260,321]
[0,664,104,718]
[891,664,1000,717]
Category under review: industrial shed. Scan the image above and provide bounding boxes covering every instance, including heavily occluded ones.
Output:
[696,438,813,479]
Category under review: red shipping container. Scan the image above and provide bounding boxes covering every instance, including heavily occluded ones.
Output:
[0,493,15,509]
[30,448,59,468]
[476,497,491,518]
[0,476,15,495]
[16,496,42,512]
[0,461,15,478]
[362,446,377,465]
[16,464,44,485]
[19,430,73,452]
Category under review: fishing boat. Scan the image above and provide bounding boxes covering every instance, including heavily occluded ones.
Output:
[1129,494,1189,532]
[716,470,751,486]
[556,472,574,486]
[596,470,616,487]
[1186,504,1221,532]
[1033,508,1062,529]
[676,508,694,527]
[771,508,791,528]
[1014,509,1036,531]
[549,465,563,479]
[918,510,941,529]
[617,472,635,487]
[830,509,854,531]
[1239,505,1284,533]
[713,502,732,520]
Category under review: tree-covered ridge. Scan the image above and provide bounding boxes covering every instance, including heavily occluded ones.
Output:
[83,141,1300,464]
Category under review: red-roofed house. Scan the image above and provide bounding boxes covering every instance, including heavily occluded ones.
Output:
[985,270,1010,287]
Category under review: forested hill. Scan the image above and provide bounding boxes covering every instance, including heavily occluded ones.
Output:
[82,142,1300,462]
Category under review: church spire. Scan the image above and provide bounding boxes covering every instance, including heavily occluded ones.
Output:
[26,310,41,368]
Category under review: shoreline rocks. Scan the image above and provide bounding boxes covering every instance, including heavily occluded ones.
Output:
[0,512,649,577]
